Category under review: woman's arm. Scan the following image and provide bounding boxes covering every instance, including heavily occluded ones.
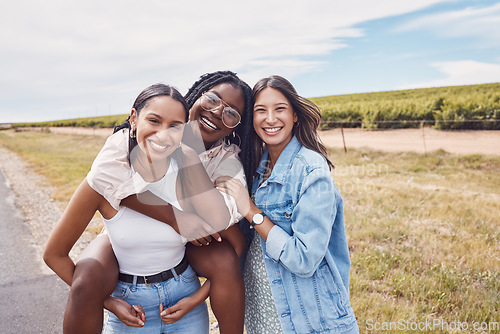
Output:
[177,144,230,233]
[121,193,221,245]
[44,180,148,328]
[43,179,103,285]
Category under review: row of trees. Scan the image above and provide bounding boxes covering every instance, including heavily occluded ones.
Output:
[13,114,127,129]
[313,83,500,130]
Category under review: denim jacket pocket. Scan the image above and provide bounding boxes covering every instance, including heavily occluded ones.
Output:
[266,201,294,231]
[316,262,348,319]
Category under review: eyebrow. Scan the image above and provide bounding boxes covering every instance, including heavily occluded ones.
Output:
[147,112,163,119]
[148,113,185,124]
[210,91,241,112]
[254,102,289,109]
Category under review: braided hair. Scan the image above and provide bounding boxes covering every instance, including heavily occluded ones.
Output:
[185,71,255,192]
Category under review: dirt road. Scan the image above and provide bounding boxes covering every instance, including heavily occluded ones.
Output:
[45,126,500,156]
[321,127,500,156]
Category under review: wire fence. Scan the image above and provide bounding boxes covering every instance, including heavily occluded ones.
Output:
[319,119,500,156]
[320,118,500,130]
[321,119,499,124]
[3,119,499,156]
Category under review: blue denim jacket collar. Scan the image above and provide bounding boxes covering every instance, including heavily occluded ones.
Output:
[255,136,301,186]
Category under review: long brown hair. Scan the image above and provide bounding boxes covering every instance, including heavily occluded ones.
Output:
[252,75,334,170]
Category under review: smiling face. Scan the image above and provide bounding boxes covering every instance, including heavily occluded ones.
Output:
[130,95,186,162]
[189,82,245,149]
[253,87,297,157]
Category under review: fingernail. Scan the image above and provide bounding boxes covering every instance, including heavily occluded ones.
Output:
[218,237,222,242]
[139,321,144,326]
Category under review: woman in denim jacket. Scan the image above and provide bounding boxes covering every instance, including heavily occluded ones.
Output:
[216,75,359,333]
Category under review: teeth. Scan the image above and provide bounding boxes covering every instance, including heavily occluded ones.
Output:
[149,140,167,149]
[201,116,217,130]
[264,127,282,133]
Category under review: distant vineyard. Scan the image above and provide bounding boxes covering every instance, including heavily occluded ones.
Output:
[13,114,129,129]
[311,82,500,130]
[11,82,500,130]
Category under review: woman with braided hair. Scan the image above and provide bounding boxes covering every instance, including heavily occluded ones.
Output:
[44,71,255,333]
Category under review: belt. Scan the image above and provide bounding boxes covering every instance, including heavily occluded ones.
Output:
[118,256,189,284]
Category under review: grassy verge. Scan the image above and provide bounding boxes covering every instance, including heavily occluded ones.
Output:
[330,148,499,333]
[0,129,106,201]
[1,130,498,333]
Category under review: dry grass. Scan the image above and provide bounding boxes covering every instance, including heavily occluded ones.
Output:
[1,130,498,333]
[331,148,499,333]
[0,129,106,201]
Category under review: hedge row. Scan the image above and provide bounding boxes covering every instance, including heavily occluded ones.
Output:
[313,83,500,130]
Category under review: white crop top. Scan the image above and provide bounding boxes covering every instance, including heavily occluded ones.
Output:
[103,207,186,276]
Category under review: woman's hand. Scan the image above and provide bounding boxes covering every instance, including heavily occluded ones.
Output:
[215,176,252,217]
[105,297,146,327]
[159,296,197,324]
[174,209,222,246]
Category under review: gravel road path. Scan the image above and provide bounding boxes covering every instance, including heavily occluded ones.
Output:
[0,147,99,334]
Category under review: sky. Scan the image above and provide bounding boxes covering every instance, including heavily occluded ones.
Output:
[0,0,499,123]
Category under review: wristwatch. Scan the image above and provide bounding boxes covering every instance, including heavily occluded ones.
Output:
[250,212,266,228]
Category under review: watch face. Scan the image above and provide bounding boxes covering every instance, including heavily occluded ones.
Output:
[253,213,264,225]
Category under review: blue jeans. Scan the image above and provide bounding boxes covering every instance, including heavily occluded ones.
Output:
[103,265,209,333]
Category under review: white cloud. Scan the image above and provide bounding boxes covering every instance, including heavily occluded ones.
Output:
[0,0,450,122]
[398,2,500,47]
[399,60,500,89]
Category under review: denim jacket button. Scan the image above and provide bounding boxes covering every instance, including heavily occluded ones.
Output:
[284,212,290,219]
[281,311,290,317]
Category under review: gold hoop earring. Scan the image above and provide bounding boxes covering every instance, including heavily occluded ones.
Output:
[225,131,241,147]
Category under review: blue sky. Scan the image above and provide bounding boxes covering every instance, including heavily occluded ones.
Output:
[0,0,498,123]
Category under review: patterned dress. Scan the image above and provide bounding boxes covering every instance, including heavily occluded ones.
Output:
[243,232,283,334]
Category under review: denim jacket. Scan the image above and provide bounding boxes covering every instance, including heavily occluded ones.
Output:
[245,136,359,334]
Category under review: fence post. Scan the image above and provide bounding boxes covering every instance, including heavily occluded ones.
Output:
[420,120,427,155]
[340,121,347,153]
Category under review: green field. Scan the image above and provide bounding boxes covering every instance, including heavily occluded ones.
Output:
[312,82,500,130]
[9,82,500,131]
[12,114,128,130]
[1,130,498,333]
